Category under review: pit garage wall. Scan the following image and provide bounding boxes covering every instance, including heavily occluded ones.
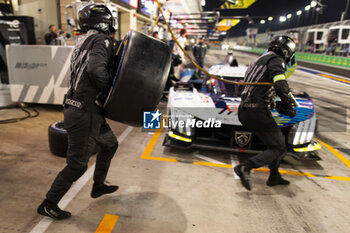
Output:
[225,19,350,49]
[13,0,201,44]
[15,0,59,44]
[13,0,148,44]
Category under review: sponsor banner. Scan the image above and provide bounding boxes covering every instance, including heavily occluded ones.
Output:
[295,53,350,69]
[220,0,256,9]
[217,19,241,31]
[120,0,138,8]
[6,45,73,104]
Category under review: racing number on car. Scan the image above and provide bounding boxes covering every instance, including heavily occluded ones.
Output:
[201,96,210,103]
[227,104,238,113]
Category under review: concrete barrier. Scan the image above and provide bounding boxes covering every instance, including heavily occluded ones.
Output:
[233,45,350,70]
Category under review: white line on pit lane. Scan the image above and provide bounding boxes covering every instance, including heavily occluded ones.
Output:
[193,151,227,164]
[230,154,240,180]
[29,126,134,233]
[193,151,239,179]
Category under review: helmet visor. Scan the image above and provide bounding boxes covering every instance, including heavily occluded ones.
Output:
[285,40,296,56]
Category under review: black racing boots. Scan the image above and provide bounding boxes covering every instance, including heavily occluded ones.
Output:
[37,199,71,220]
[234,165,251,191]
[266,174,290,186]
[91,183,119,198]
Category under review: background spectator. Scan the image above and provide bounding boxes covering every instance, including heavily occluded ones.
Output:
[45,25,58,45]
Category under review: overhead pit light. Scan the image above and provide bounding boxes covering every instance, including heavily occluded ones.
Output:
[201,0,206,6]
[260,19,266,24]
[279,16,286,22]
[287,14,292,19]
[268,17,273,21]
[311,0,317,7]
[305,5,311,11]
[297,10,302,15]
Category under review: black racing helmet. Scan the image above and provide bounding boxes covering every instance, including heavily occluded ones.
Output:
[268,35,296,63]
[79,4,116,34]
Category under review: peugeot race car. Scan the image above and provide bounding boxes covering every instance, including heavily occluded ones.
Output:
[163,60,321,160]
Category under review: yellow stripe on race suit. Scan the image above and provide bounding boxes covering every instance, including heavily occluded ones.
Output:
[273,74,286,83]
[285,63,297,78]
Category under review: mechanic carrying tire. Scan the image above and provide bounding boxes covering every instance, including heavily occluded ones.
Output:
[234,35,297,191]
[37,4,124,220]
[39,2,171,220]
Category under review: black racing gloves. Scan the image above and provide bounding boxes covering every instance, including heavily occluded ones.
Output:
[274,79,297,118]
[276,101,297,118]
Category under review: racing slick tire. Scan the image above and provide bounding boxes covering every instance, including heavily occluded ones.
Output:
[48,121,100,157]
[48,121,68,157]
[104,30,172,126]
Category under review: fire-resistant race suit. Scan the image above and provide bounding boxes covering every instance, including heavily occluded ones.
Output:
[234,36,297,191]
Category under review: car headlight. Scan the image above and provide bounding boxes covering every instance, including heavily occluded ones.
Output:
[288,114,316,145]
[169,107,194,137]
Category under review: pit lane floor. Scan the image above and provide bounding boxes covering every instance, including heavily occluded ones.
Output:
[0,49,350,233]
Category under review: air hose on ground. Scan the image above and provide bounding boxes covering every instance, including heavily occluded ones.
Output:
[0,103,39,124]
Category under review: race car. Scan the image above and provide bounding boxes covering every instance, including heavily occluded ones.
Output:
[163,58,321,160]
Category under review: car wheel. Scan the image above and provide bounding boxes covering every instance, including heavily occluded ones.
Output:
[48,121,100,157]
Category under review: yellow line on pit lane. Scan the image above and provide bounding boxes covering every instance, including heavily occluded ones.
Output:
[140,126,177,162]
[317,73,350,84]
[254,168,316,177]
[95,214,119,233]
[317,138,350,169]
[140,128,350,182]
[324,176,350,181]
[193,161,233,168]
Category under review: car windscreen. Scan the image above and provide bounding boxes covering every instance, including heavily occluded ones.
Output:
[213,77,244,97]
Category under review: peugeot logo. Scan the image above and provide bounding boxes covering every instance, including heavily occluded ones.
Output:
[234,131,252,148]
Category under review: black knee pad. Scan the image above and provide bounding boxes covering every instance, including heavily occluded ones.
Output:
[111,141,118,153]
[278,146,287,155]
[105,141,119,158]
[60,165,87,182]
[269,144,286,155]
[101,147,117,161]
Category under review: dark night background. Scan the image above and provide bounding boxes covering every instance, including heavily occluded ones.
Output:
[203,0,350,37]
